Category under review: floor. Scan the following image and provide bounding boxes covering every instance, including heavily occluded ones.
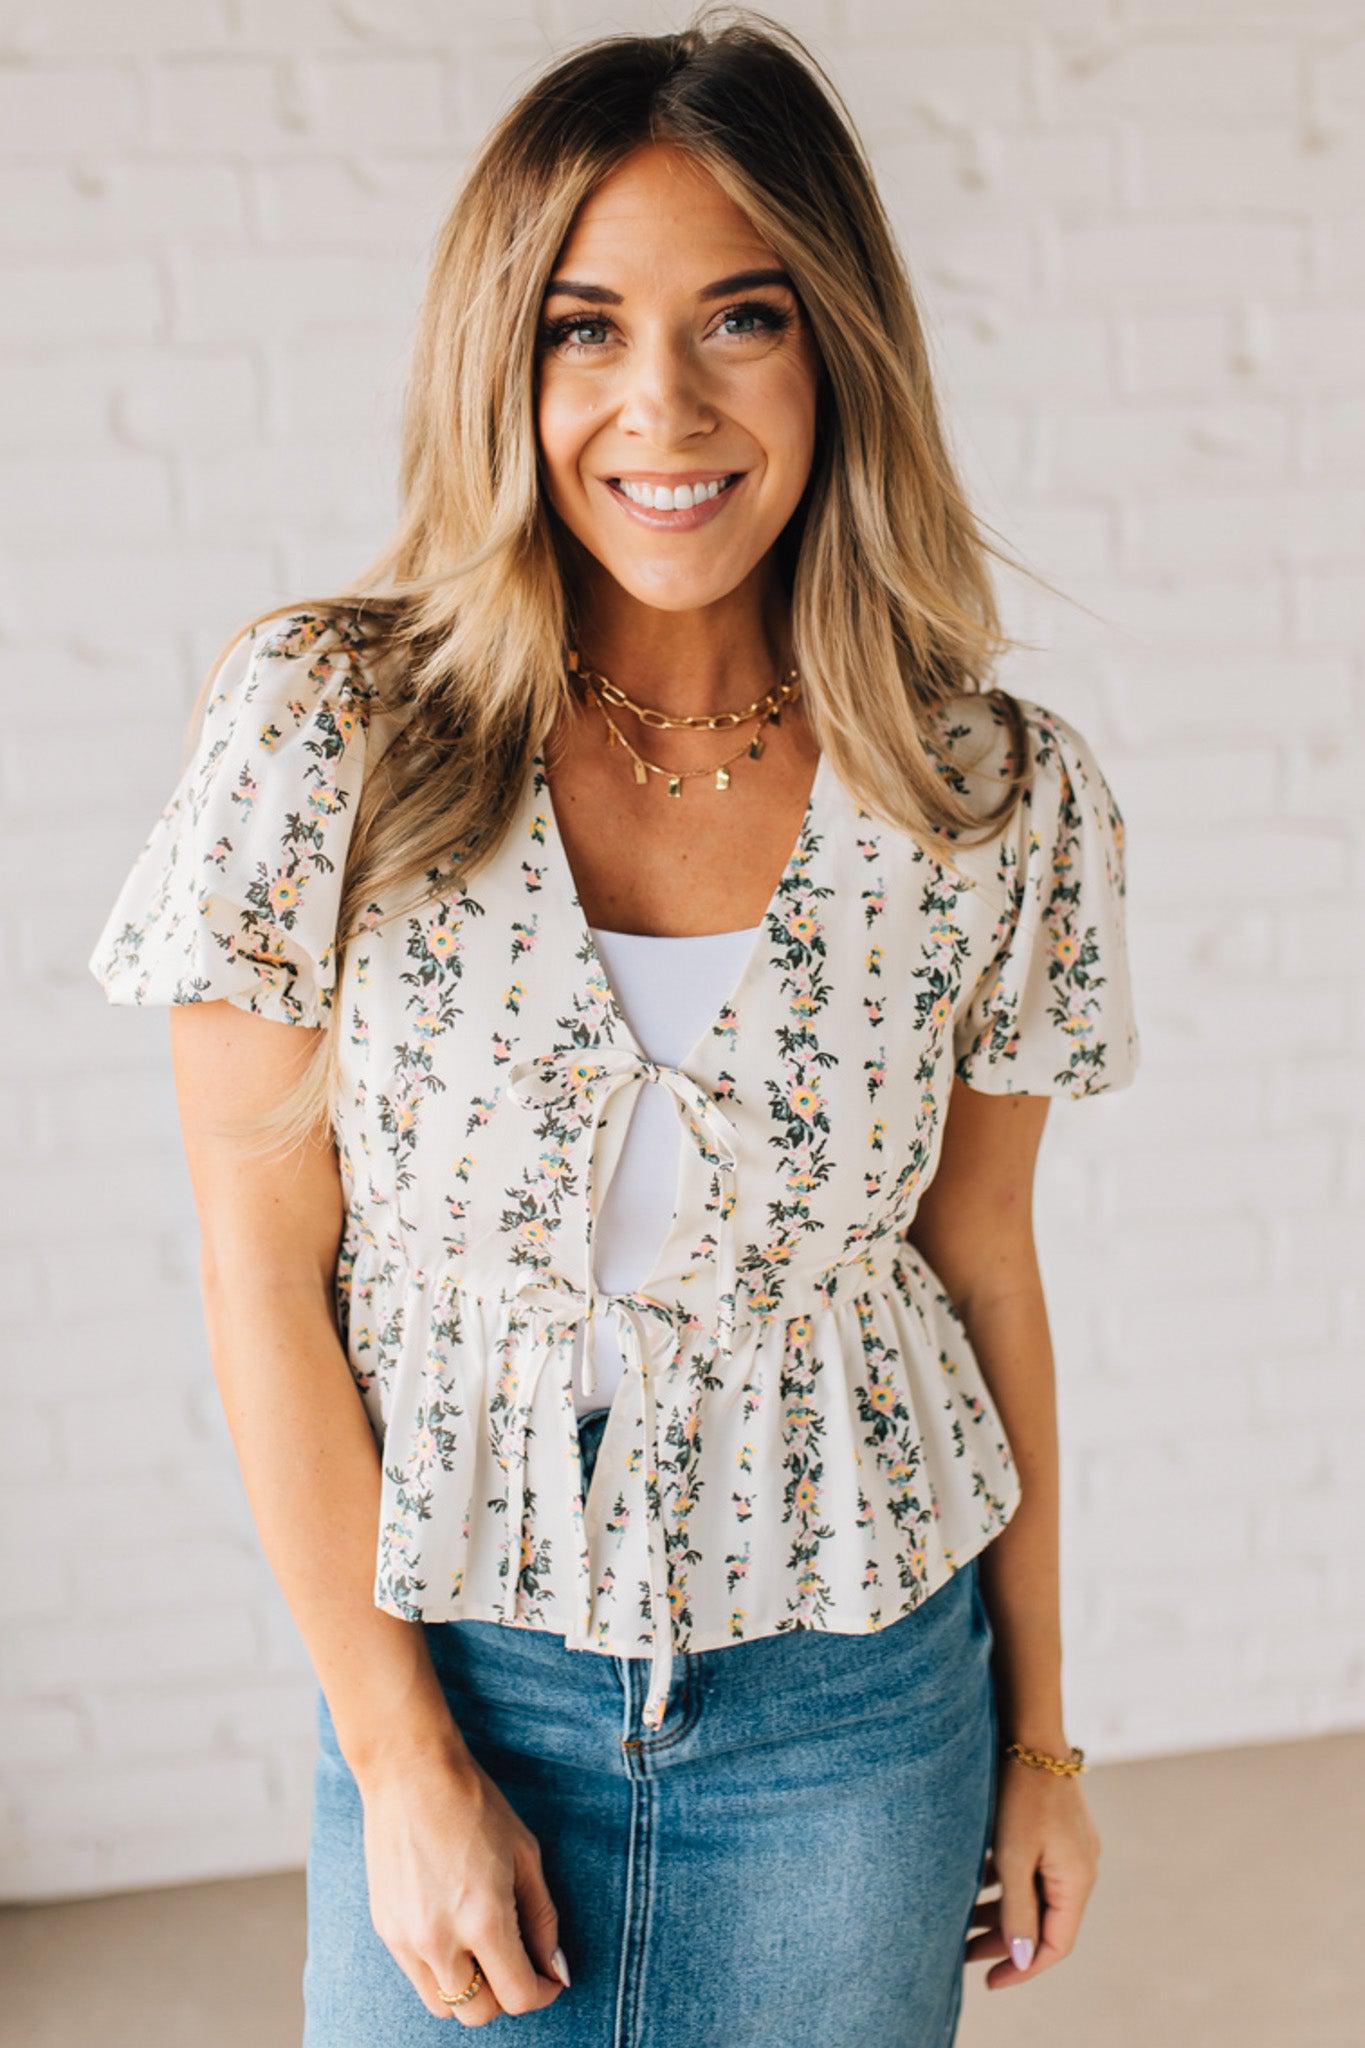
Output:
[1,1730,1357,2046]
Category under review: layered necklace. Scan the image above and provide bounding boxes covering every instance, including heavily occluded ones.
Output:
[564,645,801,796]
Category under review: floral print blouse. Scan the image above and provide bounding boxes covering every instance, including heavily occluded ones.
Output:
[89,611,1141,1731]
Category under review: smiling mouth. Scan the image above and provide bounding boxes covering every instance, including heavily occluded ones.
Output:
[605,472,744,511]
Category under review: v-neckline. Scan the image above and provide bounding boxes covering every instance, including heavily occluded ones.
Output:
[531,744,830,1078]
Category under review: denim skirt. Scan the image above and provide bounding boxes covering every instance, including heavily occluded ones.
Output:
[303,1405,1000,2047]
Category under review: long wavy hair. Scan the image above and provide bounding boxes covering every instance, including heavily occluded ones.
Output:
[205,4,1064,1159]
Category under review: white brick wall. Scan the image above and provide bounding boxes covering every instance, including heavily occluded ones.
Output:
[3,0,1361,1902]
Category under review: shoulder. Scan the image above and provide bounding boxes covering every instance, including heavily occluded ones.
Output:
[929,686,1109,784]
[928,687,1127,846]
[187,607,381,811]
[88,607,377,1022]
[209,607,378,729]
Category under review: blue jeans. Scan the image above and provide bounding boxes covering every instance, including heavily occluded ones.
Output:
[303,1405,1000,2046]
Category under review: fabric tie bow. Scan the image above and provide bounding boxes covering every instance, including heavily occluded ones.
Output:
[504,1044,741,1385]
[499,1044,743,1731]
[496,1269,681,1730]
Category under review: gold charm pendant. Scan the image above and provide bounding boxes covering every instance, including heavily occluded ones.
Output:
[563,646,801,797]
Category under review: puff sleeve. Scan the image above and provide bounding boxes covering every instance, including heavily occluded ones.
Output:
[952,697,1141,1098]
[87,610,371,1028]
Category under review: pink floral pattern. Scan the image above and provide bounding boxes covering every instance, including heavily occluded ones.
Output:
[90,613,1140,1730]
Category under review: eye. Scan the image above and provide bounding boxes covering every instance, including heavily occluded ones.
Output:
[539,314,611,354]
[537,299,794,357]
[716,301,794,341]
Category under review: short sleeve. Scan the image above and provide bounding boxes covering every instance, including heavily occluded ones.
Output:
[88,610,372,1028]
[952,697,1141,1098]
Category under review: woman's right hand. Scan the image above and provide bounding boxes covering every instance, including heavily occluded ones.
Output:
[356,1738,569,2026]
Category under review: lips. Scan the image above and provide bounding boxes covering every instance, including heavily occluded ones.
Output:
[599,470,747,531]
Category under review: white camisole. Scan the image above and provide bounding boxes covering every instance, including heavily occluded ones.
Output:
[573,923,762,1420]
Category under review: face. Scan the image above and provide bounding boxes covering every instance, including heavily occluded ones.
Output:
[535,143,822,617]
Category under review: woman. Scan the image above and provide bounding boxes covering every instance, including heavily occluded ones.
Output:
[89,11,1139,2043]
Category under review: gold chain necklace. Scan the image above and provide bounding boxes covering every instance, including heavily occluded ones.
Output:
[564,646,801,796]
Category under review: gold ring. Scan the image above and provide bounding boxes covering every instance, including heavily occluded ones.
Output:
[436,1960,484,2006]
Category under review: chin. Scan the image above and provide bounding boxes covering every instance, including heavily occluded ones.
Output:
[612,562,754,610]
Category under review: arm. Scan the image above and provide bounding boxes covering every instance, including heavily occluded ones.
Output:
[168,999,569,2022]
[904,1074,1101,1990]
[170,999,462,1786]
[905,1076,1067,1754]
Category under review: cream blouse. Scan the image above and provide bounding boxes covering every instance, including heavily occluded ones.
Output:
[88,611,1141,1732]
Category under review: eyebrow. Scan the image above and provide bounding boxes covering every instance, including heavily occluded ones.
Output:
[542,267,795,305]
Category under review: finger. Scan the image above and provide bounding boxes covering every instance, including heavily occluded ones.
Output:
[967,1852,1004,1953]
[1030,1886,1086,1973]
[963,1916,1008,1966]
[963,1886,1012,1969]
[964,1893,1003,1945]
[994,1857,1041,1982]
[413,1947,504,2026]
[469,1910,562,2018]
[514,1835,569,1988]
[967,1892,1001,1932]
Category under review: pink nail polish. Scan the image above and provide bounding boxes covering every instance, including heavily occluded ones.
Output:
[551,1945,571,1987]
[1010,1934,1034,1971]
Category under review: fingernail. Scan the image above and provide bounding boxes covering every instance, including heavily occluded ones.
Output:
[551,1945,571,1987]
[1010,1934,1034,1971]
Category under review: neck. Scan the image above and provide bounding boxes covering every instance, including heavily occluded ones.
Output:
[569,582,793,722]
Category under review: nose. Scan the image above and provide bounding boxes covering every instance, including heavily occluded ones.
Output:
[613,322,719,444]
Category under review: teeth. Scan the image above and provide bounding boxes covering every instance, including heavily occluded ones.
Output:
[616,474,735,510]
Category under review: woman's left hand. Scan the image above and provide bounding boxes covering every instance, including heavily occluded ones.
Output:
[966,1762,1102,1990]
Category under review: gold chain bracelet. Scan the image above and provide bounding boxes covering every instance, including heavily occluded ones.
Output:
[1003,1741,1087,1776]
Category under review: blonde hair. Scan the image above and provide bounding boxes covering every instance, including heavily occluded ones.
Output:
[208,4,1065,1159]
